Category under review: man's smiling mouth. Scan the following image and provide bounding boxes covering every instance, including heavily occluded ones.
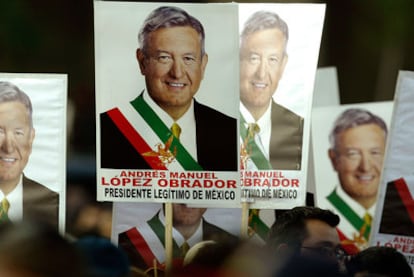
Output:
[167,82,185,87]
[357,174,375,182]
[252,82,267,88]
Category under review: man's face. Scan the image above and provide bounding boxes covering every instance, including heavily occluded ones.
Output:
[137,26,208,118]
[172,204,206,227]
[329,124,386,203]
[240,28,288,114]
[301,219,343,269]
[0,102,34,186]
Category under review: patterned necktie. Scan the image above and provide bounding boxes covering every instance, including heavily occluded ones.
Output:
[363,212,372,227]
[247,123,260,140]
[180,241,190,257]
[171,123,181,140]
[0,198,10,223]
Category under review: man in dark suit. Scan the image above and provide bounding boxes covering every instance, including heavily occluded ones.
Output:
[239,11,303,243]
[100,6,237,171]
[118,204,238,271]
[0,81,59,230]
[239,10,303,171]
[23,175,59,229]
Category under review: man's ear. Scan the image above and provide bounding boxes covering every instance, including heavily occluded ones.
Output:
[275,243,291,255]
[281,53,288,75]
[200,53,208,80]
[28,128,35,155]
[136,48,146,75]
[328,148,339,171]
[274,243,297,260]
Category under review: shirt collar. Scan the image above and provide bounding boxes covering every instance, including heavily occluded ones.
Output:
[158,208,203,248]
[240,101,272,132]
[336,184,376,216]
[143,90,195,127]
[0,175,23,222]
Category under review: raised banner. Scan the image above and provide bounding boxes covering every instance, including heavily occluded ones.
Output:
[312,102,393,253]
[94,2,240,205]
[112,202,241,271]
[238,3,326,209]
[370,71,414,269]
[0,73,67,233]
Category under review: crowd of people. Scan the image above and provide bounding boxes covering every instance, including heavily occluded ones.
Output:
[0,4,411,277]
[0,206,411,277]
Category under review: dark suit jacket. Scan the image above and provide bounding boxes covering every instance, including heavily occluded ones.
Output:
[269,102,304,170]
[118,215,238,270]
[22,175,59,230]
[100,98,237,171]
[379,178,414,237]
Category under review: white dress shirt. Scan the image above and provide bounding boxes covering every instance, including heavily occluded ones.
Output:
[0,174,23,222]
[144,91,198,160]
[158,209,203,248]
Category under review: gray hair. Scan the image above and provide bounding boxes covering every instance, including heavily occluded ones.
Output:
[138,6,206,56]
[329,108,387,149]
[240,10,289,53]
[0,81,33,128]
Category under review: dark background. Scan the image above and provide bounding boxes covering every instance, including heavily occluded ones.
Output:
[1,0,413,231]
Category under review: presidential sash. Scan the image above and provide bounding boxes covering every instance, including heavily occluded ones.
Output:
[327,188,371,251]
[108,94,203,171]
[240,114,272,170]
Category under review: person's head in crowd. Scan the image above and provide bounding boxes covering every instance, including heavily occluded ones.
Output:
[171,203,206,240]
[275,253,348,277]
[177,240,239,277]
[220,240,275,277]
[74,236,131,277]
[345,246,413,277]
[0,81,35,195]
[240,10,289,121]
[71,201,113,239]
[328,108,388,209]
[267,206,344,273]
[137,6,208,121]
[0,221,85,277]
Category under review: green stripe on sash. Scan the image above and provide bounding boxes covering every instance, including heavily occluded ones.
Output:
[131,94,203,171]
[147,215,181,257]
[240,114,272,169]
[327,189,371,239]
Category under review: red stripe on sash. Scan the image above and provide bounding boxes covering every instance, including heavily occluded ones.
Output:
[107,108,167,170]
[126,227,160,268]
[394,178,414,223]
[336,228,360,255]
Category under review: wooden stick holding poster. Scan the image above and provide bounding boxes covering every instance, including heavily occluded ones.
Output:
[241,202,250,239]
[164,203,173,275]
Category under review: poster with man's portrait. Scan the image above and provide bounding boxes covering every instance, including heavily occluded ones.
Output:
[238,4,326,209]
[0,73,67,233]
[370,71,414,270]
[94,2,240,206]
[112,201,241,271]
[312,102,393,253]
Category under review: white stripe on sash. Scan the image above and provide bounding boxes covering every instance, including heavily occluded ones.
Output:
[118,103,184,171]
[136,223,166,263]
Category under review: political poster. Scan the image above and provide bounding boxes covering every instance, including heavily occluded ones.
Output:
[112,202,241,271]
[94,2,240,205]
[238,3,326,209]
[312,101,393,253]
[370,71,414,268]
[0,73,67,233]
